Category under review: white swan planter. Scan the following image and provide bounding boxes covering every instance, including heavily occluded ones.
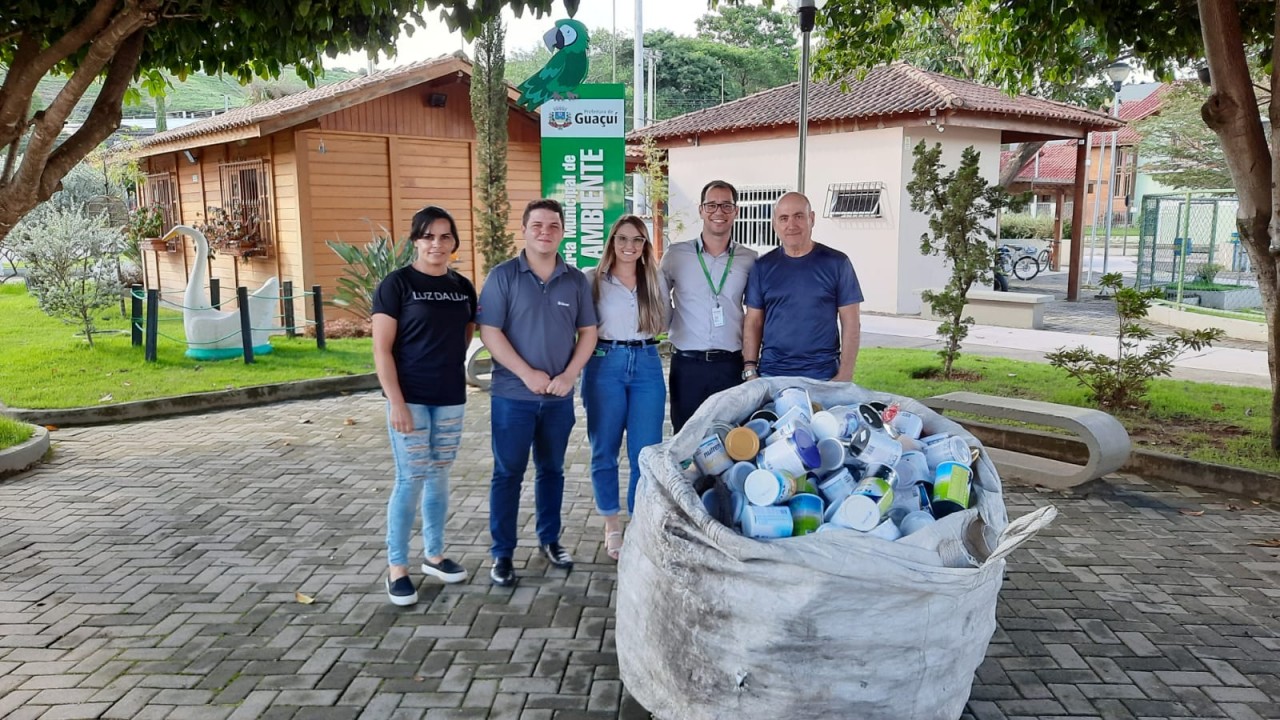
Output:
[162,225,282,360]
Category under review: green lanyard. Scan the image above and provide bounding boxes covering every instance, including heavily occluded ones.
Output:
[696,241,734,302]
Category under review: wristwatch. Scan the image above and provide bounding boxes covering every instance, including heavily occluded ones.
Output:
[742,361,759,380]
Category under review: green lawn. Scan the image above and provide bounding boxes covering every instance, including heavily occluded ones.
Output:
[0,284,373,409]
[853,348,1277,474]
[2,284,1276,474]
[0,415,34,450]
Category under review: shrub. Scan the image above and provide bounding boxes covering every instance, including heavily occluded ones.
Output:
[1194,262,1223,285]
[1000,213,1071,241]
[7,207,126,348]
[908,142,1022,377]
[325,230,416,320]
[1046,272,1225,409]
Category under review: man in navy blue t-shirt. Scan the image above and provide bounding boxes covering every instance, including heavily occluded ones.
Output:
[743,192,863,381]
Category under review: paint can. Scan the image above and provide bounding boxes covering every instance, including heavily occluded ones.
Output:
[774,387,814,424]
[932,461,973,518]
[741,505,794,539]
[857,403,885,431]
[744,468,797,506]
[889,410,924,440]
[729,490,747,527]
[700,487,723,520]
[724,427,761,462]
[924,436,971,471]
[744,417,773,441]
[771,405,809,440]
[724,461,756,494]
[790,426,823,470]
[749,408,779,426]
[899,510,937,536]
[693,433,734,477]
[894,450,931,488]
[825,494,881,532]
[850,465,895,516]
[709,420,735,443]
[866,518,903,541]
[816,467,857,506]
[788,493,825,536]
[817,437,847,473]
[759,434,807,480]
[848,425,903,469]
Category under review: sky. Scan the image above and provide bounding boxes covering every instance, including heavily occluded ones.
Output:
[329,0,716,71]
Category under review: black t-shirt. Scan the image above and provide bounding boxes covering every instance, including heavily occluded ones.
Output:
[372,265,477,406]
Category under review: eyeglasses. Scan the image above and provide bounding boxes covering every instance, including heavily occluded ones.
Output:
[613,234,647,245]
[700,202,737,213]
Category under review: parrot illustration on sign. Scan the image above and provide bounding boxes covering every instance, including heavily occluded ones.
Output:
[515,19,590,111]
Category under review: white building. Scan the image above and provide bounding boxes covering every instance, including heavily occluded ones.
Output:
[631,63,1121,312]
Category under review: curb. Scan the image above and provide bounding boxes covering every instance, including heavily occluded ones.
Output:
[2,373,382,427]
[0,425,50,479]
[959,419,1280,504]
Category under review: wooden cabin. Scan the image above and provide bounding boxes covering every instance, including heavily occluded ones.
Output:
[131,52,540,323]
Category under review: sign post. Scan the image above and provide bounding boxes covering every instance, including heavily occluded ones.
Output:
[538,84,627,269]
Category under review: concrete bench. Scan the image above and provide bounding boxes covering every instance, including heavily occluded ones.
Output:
[920,289,1055,329]
[921,391,1130,489]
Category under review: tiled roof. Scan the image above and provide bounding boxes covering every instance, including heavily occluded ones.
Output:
[1001,143,1079,184]
[1090,83,1170,146]
[135,54,467,150]
[629,63,1122,141]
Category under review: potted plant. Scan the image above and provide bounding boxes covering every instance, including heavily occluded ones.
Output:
[124,204,167,252]
[196,205,262,258]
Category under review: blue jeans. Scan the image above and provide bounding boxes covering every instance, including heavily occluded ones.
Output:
[581,345,666,515]
[489,395,576,559]
[386,403,465,566]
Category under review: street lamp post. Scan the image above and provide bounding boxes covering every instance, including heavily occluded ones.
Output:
[792,0,825,194]
[1099,61,1131,294]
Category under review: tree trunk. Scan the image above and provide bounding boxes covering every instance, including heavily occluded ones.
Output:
[998,140,1047,188]
[1198,0,1279,451]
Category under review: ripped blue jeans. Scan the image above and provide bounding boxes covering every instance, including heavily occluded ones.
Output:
[386,403,465,566]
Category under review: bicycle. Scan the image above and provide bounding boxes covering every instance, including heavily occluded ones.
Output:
[996,245,1042,281]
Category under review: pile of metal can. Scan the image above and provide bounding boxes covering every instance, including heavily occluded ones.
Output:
[681,386,979,540]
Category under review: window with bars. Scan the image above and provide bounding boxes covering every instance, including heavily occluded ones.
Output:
[825,181,884,218]
[141,172,179,230]
[732,185,789,249]
[217,158,273,248]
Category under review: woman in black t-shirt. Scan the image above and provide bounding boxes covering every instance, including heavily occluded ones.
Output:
[371,206,476,606]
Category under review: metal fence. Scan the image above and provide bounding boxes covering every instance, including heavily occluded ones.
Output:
[1135,192,1260,311]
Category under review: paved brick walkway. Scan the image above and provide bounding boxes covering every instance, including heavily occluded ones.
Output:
[1,391,1278,719]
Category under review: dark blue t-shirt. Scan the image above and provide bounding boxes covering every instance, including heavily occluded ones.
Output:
[372,265,476,406]
[745,242,863,379]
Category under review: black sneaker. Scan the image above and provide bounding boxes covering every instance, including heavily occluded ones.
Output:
[422,558,468,584]
[489,557,516,587]
[538,542,574,571]
[385,574,418,606]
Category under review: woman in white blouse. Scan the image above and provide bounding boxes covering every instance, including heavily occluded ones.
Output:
[582,215,669,561]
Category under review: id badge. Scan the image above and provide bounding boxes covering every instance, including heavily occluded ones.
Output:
[711,305,725,328]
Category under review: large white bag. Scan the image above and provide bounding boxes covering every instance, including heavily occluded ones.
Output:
[616,378,1055,720]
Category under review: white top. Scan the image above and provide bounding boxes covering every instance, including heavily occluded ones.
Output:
[586,268,671,341]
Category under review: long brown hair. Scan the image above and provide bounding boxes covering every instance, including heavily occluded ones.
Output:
[593,214,666,336]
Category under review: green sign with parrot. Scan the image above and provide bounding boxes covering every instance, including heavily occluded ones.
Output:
[517,19,625,269]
